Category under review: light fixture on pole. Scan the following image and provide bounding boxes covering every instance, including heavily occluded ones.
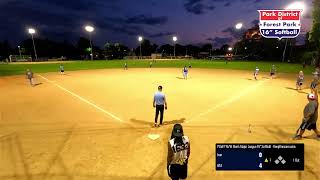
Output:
[173,36,177,58]
[85,25,95,60]
[138,36,143,59]
[282,2,306,62]
[234,23,243,55]
[18,46,22,60]
[28,28,37,61]
[228,47,233,52]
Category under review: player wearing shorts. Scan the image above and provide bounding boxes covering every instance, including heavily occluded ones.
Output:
[310,77,318,94]
[182,66,188,80]
[26,69,34,86]
[294,92,320,140]
[167,124,190,180]
[270,65,276,79]
[59,64,65,74]
[254,67,259,80]
[296,71,304,90]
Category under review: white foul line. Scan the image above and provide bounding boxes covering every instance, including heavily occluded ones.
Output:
[187,79,268,123]
[37,74,123,122]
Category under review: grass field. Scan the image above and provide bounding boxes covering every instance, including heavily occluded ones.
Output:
[0,67,319,180]
[0,60,314,76]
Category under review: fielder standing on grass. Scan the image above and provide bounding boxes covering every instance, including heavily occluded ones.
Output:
[153,85,167,127]
[293,92,320,140]
[26,69,34,86]
[167,124,190,180]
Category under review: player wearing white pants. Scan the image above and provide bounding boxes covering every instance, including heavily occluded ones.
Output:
[182,66,188,80]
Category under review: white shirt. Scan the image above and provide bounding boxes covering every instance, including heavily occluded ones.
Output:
[154,91,166,105]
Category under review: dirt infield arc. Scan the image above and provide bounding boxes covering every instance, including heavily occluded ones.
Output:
[0,68,319,180]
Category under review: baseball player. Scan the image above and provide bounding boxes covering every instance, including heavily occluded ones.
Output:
[26,69,34,86]
[182,66,188,80]
[296,71,304,90]
[310,76,318,94]
[153,86,167,127]
[254,67,259,80]
[124,62,128,70]
[293,92,320,140]
[270,65,276,79]
[167,124,190,180]
[59,64,65,74]
[149,61,153,68]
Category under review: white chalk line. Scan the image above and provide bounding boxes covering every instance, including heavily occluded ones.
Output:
[37,74,123,122]
[186,79,268,123]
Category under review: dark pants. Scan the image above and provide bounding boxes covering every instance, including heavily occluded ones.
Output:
[169,164,188,180]
[155,105,164,124]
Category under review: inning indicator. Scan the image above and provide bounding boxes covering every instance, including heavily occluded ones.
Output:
[216,144,304,171]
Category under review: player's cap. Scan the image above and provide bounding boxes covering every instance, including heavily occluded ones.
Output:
[158,85,163,90]
[172,124,184,137]
[307,93,317,100]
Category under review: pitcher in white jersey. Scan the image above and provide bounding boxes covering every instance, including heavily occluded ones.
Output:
[167,124,190,180]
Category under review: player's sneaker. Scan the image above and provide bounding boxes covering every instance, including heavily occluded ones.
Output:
[293,135,302,140]
[154,123,157,127]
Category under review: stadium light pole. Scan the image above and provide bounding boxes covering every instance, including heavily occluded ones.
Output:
[85,25,95,60]
[28,28,37,61]
[234,23,243,55]
[18,46,22,60]
[138,36,143,59]
[282,2,306,62]
[173,36,177,58]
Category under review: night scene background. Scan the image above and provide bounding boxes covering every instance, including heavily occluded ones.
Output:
[0,0,317,61]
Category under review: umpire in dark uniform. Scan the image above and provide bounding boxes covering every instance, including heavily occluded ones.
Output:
[153,85,167,127]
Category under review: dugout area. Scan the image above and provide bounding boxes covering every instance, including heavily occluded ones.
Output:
[0,68,319,180]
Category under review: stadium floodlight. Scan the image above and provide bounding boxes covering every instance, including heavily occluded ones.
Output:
[235,23,243,30]
[228,47,233,51]
[84,25,95,60]
[173,36,178,58]
[85,25,95,32]
[18,46,22,60]
[285,2,306,15]
[27,28,37,61]
[138,36,143,59]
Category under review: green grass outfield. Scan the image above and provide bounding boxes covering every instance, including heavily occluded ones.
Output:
[0,60,314,76]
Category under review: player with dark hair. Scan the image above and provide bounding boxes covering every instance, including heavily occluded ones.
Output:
[293,92,320,140]
[167,124,190,180]
[153,86,167,127]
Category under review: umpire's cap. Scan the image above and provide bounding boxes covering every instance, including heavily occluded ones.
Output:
[172,124,184,137]
[308,93,317,100]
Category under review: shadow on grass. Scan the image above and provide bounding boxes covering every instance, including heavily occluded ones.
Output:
[129,118,186,127]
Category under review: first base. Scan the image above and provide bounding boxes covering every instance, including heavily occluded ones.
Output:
[148,134,160,140]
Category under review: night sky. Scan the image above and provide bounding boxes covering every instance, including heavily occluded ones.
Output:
[0,0,313,48]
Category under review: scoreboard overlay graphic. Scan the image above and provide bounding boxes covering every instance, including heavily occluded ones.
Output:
[258,10,302,39]
[216,144,304,171]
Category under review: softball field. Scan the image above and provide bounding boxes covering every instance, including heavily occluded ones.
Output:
[0,68,319,180]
